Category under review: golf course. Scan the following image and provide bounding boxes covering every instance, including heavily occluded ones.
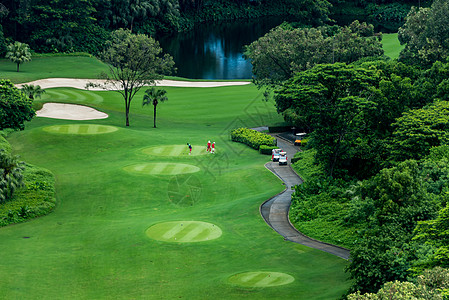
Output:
[0,56,351,299]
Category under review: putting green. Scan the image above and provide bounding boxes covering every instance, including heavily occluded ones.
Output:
[43,124,118,135]
[227,272,295,287]
[123,163,200,176]
[142,145,207,157]
[146,221,222,242]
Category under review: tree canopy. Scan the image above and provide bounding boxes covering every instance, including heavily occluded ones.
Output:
[244,21,384,87]
[91,29,175,126]
[399,0,449,67]
[0,79,35,130]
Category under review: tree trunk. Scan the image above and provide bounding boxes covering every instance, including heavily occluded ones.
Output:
[16,63,20,72]
[153,105,157,128]
[126,105,130,126]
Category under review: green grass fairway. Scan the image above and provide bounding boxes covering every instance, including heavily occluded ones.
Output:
[0,55,109,83]
[146,221,223,242]
[123,162,200,175]
[1,59,350,299]
[143,144,208,156]
[43,124,118,135]
[228,271,295,287]
[382,33,405,59]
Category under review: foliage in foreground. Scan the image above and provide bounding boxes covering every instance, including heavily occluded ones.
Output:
[0,135,55,227]
[0,149,25,204]
[230,127,277,150]
[0,163,56,227]
[348,267,449,300]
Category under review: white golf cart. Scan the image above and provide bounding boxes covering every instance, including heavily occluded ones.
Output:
[279,151,288,165]
[272,148,282,162]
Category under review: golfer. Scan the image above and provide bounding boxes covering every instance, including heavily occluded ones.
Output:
[211,142,215,153]
[207,140,211,152]
[187,143,192,155]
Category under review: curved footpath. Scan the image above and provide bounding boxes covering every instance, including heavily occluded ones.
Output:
[261,137,351,260]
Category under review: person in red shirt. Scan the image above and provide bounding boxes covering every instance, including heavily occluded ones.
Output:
[207,140,211,152]
[211,142,215,154]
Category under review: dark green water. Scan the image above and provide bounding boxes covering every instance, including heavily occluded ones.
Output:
[159,17,285,80]
[159,16,400,80]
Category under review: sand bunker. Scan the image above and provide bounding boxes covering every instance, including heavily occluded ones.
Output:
[227,272,294,287]
[146,221,222,243]
[17,78,251,90]
[37,103,108,120]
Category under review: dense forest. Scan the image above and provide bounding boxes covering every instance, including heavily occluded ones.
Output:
[0,0,420,56]
[243,0,449,297]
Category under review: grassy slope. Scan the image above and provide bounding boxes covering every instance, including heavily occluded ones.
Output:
[382,33,404,60]
[0,65,350,299]
[0,56,110,83]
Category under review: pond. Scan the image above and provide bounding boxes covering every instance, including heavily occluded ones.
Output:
[159,16,401,80]
[158,17,285,80]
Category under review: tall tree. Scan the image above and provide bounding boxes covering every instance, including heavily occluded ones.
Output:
[5,41,31,72]
[274,63,380,177]
[142,87,167,128]
[89,29,175,126]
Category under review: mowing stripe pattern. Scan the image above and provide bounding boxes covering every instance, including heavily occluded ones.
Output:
[43,124,118,134]
[146,221,222,242]
[227,271,294,287]
[123,163,200,175]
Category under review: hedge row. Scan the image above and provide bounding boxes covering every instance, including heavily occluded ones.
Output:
[259,145,278,155]
[230,128,277,150]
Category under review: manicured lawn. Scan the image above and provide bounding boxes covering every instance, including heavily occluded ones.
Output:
[0,59,350,299]
[0,55,110,83]
[382,33,405,59]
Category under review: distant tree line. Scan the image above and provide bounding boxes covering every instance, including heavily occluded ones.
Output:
[0,0,336,55]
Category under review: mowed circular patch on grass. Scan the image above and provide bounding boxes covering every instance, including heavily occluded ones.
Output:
[142,145,207,157]
[146,221,222,243]
[227,272,295,288]
[43,124,118,135]
[123,163,200,176]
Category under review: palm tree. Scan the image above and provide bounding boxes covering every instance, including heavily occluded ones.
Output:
[20,84,45,100]
[5,41,32,72]
[142,87,168,128]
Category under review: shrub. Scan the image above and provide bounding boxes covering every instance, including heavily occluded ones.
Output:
[259,144,278,155]
[230,127,277,150]
[0,163,56,227]
[0,149,25,204]
[0,133,11,154]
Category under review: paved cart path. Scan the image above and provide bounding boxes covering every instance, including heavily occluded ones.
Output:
[260,137,351,260]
